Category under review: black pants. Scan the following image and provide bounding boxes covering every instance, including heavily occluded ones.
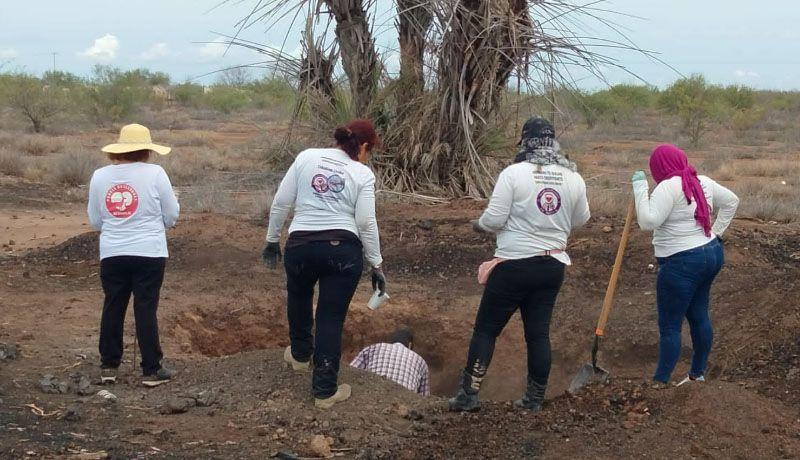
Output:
[99,256,166,375]
[284,240,363,398]
[463,256,565,390]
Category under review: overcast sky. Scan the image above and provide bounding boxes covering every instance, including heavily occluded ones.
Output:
[0,1,797,90]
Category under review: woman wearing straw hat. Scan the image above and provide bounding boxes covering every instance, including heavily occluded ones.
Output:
[87,123,180,387]
[631,144,738,387]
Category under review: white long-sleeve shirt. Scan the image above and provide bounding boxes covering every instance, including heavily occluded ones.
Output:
[633,175,739,257]
[478,163,590,264]
[266,148,383,267]
[87,163,179,260]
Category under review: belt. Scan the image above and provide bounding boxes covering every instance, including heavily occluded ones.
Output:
[535,249,563,257]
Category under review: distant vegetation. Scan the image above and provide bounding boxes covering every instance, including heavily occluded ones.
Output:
[0,67,799,148]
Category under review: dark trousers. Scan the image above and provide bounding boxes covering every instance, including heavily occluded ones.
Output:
[463,256,565,391]
[284,240,363,398]
[99,256,166,375]
[654,239,724,383]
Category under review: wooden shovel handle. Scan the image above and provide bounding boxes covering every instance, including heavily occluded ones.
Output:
[595,198,636,336]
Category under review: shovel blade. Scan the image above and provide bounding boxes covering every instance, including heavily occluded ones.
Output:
[568,363,610,394]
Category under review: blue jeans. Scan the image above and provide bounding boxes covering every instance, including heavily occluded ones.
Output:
[654,239,724,383]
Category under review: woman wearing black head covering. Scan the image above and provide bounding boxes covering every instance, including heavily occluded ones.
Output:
[449,117,591,412]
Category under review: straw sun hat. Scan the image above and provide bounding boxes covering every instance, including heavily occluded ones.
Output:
[101,123,171,155]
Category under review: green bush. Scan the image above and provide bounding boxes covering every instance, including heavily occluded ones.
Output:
[659,75,721,145]
[172,83,204,107]
[84,65,155,125]
[0,73,69,132]
[203,86,250,114]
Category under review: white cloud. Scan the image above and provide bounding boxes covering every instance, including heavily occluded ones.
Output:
[195,39,228,63]
[0,48,18,59]
[140,43,170,61]
[734,69,760,78]
[79,34,119,61]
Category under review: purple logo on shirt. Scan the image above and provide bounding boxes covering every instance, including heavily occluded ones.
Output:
[537,188,562,215]
[328,174,345,193]
[311,174,329,193]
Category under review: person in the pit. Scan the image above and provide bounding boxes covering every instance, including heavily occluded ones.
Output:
[350,327,430,396]
[87,123,180,387]
[631,144,738,387]
[448,116,591,412]
[263,119,386,409]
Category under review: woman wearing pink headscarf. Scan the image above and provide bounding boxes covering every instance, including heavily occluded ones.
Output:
[632,144,739,386]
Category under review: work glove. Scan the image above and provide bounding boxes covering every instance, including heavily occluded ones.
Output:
[371,266,386,296]
[631,171,647,183]
[262,242,282,269]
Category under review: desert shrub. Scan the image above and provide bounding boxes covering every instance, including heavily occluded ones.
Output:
[52,151,102,186]
[730,108,766,137]
[0,148,25,176]
[83,65,154,125]
[172,83,204,107]
[180,182,232,213]
[659,75,722,145]
[18,135,62,156]
[577,84,655,128]
[203,86,249,114]
[721,85,755,111]
[0,73,70,133]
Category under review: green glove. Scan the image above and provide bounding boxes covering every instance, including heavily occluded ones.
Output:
[631,171,646,182]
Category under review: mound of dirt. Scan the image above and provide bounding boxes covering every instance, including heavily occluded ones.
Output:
[24,231,99,263]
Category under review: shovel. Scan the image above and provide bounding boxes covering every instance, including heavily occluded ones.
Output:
[569,198,636,393]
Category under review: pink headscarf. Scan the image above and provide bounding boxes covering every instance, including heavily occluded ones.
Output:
[649,144,712,237]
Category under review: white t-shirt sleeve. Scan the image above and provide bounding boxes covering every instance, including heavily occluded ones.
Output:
[87,171,103,231]
[479,169,513,232]
[708,178,739,237]
[156,168,180,228]
[571,175,591,227]
[266,157,300,243]
[355,171,383,268]
[633,179,675,231]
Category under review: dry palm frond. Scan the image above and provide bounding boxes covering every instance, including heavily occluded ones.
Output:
[220,0,658,198]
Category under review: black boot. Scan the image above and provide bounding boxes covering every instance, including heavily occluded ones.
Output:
[448,372,482,412]
[513,379,546,411]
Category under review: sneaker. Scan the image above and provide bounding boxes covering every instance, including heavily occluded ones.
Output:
[676,375,705,387]
[314,384,351,409]
[284,346,310,372]
[142,367,176,387]
[100,368,117,384]
[651,381,670,390]
[448,388,481,412]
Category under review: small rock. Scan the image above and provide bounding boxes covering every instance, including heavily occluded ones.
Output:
[416,219,434,231]
[160,397,196,414]
[192,389,219,407]
[396,404,410,418]
[63,406,81,422]
[602,226,613,233]
[8,240,15,246]
[0,343,18,360]
[94,390,118,404]
[787,368,799,380]
[256,427,268,437]
[39,374,69,394]
[76,375,93,396]
[309,434,332,458]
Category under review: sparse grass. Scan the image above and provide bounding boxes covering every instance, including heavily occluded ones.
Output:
[0,148,25,176]
[741,158,800,178]
[154,147,225,186]
[52,151,102,186]
[180,182,233,213]
[587,187,627,218]
[19,134,62,156]
[162,130,212,147]
[733,180,800,222]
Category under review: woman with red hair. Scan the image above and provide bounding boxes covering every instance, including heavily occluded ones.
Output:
[632,144,739,386]
[264,119,385,409]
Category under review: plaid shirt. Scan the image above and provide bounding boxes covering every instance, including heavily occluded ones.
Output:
[350,343,430,396]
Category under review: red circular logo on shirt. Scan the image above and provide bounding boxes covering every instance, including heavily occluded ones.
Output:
[105,184,139,218]
[537,188,562,215]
